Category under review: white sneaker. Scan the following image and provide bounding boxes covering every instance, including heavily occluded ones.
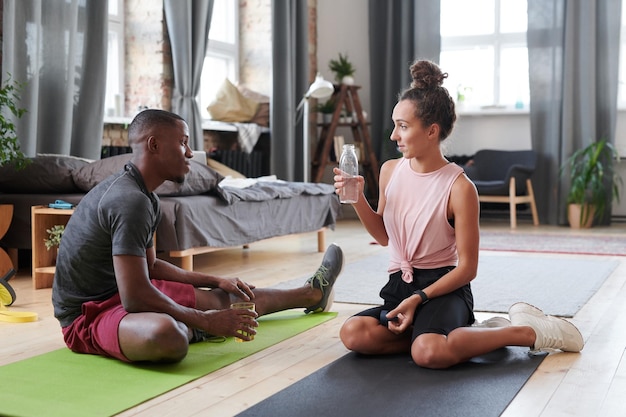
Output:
[472,316,512,328]
[508,302,584,352]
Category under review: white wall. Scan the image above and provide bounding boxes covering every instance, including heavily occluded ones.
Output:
[317,0,370,121]
[316,2,626,217]
[316,0,532,157]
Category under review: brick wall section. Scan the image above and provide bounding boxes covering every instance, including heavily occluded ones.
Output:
[239,0,272,95]
[124,0,172,116]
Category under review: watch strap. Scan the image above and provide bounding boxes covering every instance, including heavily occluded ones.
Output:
[413,289,429,304]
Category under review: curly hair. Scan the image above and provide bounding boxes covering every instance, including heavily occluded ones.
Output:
[398,60,456,141]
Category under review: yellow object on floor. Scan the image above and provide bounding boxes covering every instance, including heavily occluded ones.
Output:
[0,303,38,323]
[0,269,38,322]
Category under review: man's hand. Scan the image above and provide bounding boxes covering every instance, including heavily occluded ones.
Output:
[216,277,256,301]
[202,308,258,340]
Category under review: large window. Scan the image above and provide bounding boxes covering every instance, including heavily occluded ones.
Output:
[440,0,529,111]
[105,0,124,117]
[199,0,239,119]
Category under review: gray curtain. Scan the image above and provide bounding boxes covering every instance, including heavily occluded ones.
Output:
[271,0,309,182]
[527,0,622,225]
[164,0,214,151]
[2,0,107,159]
[368,0,440,164]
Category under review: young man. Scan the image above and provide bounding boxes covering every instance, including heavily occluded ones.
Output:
[52,109,343,363]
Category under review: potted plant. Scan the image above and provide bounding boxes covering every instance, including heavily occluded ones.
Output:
[561,139,622,228]
[316,100,336,124]
[0,76,28,271]
[44,225,65,251]
[0,75,28,169]
[328,53,356,85]
[43,224,65,265]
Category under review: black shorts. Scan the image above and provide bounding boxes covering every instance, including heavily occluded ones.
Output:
[354,266,474,341]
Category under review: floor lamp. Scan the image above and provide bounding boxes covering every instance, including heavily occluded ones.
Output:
[297,73,334,182]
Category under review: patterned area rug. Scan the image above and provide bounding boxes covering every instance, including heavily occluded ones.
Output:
[480,230,626,256]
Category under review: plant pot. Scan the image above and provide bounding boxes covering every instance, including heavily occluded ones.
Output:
[567,203,595,228]
[341,75,355,85]
[322,114,333,124]
[0,204,14,275]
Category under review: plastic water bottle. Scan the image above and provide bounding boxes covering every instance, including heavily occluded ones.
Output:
[339,144,359,204]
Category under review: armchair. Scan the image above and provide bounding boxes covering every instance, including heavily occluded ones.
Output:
[462,149,539,228]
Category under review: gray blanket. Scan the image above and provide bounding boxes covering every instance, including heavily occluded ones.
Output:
[216,181,335,205]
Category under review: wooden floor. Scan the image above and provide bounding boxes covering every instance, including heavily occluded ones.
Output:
[2,216,626,416]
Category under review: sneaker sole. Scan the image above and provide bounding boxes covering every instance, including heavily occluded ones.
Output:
[305,245,344,314]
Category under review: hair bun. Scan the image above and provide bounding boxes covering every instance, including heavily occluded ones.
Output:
[409,60,447,89]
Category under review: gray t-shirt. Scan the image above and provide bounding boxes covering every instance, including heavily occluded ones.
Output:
[52,163,161,327]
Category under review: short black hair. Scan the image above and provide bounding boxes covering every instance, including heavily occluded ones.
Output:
[128,109,185,146]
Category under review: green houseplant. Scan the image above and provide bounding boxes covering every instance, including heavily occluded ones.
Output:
[328,53,356,84]
[561,139,622,228]
[0,75,28,169]
[44,225,65,251]
[0,75,28,266]
[316,100,336,123]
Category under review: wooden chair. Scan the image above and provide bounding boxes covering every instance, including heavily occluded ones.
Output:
[462,149,539,229]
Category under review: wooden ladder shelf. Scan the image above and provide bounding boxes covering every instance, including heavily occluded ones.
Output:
[311,84,379,200]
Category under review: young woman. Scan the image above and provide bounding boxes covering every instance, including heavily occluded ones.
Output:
[333,59,583,369]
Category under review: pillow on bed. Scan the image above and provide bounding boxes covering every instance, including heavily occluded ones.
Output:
[206,157,246,179]
[0,155,90,193]
[155,162,224,196]
[71,153,224,196]
[71,154,133,191]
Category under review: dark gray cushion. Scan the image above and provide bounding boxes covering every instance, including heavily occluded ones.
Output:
[0,155,90,194]
[71,154,224,196]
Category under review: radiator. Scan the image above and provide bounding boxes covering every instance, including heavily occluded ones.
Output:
[209,150,264,178]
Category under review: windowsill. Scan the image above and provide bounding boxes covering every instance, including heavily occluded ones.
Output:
[103,117,270,133]
[456,105,529,116]
[201,119,270,133]
[103,116,133,125]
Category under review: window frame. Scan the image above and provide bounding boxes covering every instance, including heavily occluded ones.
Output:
[105,0,125,118]
[440,0,529,113]
[199,0,240,120]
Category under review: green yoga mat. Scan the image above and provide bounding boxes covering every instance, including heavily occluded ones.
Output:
[0,310,336,417]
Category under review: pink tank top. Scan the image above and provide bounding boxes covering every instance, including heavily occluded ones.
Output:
[383,159,463,283]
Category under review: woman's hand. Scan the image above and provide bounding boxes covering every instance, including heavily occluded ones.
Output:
[332,167,364,197]
[216,277,256,301]
[386,298,420,334]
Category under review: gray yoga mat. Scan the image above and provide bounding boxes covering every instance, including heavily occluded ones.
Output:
[276,252,618,317]
[237,347,546,417]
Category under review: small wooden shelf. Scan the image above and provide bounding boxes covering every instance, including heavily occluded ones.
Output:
[311,84,379,200]
[34,266,57,274]
[31,205,75,289]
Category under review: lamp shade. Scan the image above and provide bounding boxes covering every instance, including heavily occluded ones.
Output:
[305,73,334,99]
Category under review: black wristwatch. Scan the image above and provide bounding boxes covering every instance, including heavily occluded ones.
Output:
[413,289,429,304]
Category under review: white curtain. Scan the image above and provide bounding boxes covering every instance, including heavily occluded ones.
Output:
[1,0,107,159]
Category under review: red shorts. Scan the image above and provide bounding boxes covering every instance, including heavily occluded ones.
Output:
[61,280,196,362]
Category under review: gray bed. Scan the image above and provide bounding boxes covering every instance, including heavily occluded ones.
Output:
[0,154,340,271]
